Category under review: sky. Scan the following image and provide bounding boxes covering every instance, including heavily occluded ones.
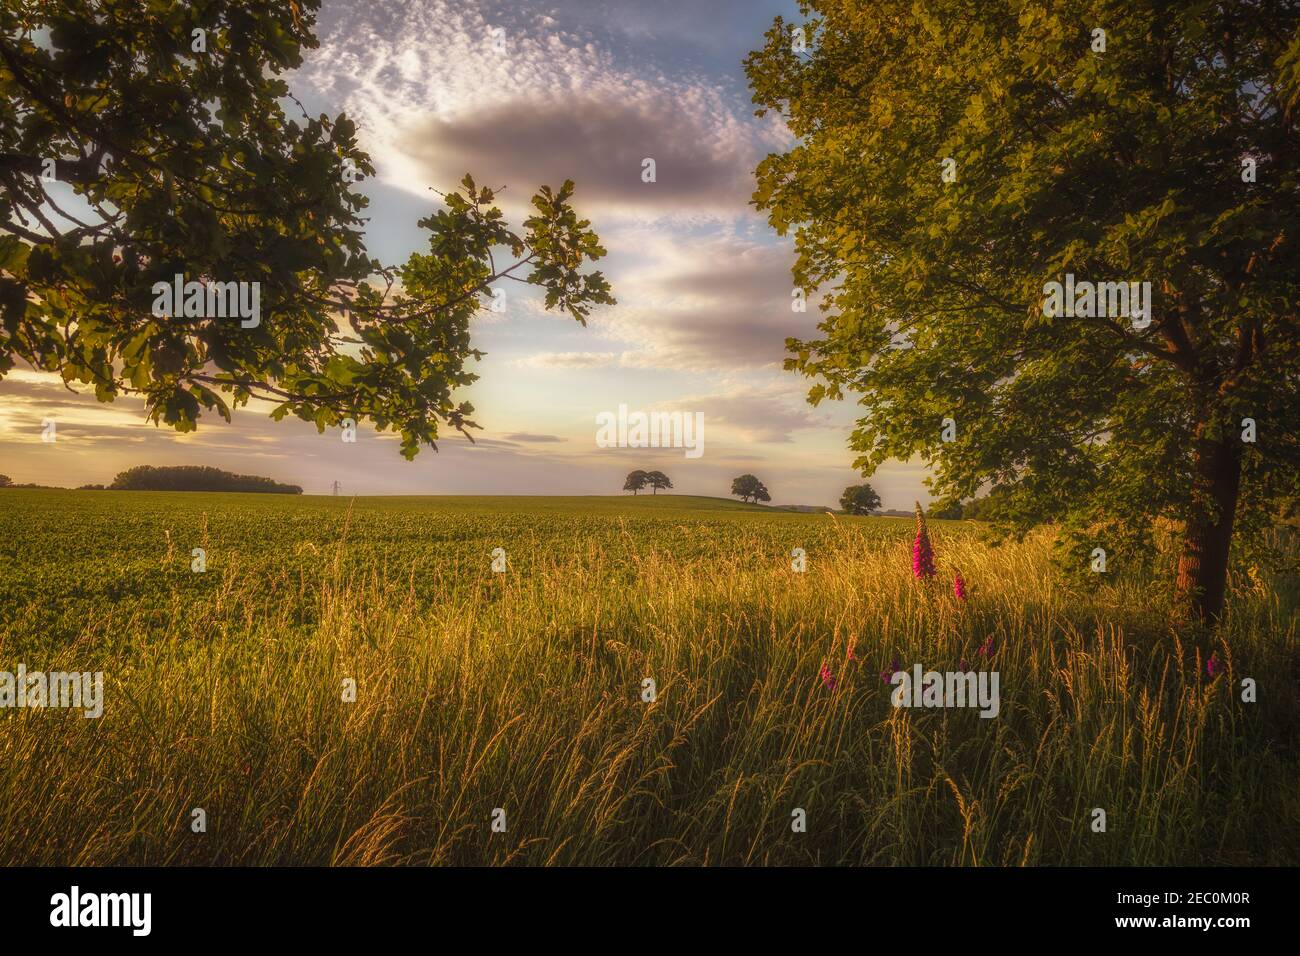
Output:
[0,0,930,509]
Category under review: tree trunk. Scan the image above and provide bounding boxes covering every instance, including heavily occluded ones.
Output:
[1174,425,1243,624]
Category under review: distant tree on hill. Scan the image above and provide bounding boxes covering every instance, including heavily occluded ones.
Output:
[731,474,770,504]
[645,471,673,495]
[840,484,881,515]
[110,465,302,494]
[623,470,650,494]
[0,474,10,487]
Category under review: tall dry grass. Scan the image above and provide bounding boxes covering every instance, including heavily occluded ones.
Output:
[0,499,1295,865]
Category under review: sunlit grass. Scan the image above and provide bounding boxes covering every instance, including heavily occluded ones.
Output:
[0,490,1295,865]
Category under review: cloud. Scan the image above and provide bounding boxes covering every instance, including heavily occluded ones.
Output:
[481,0,792,56]
[513,351,622,369]
[502,432,565,443]
[0,375,148,442]
[297,0,777,218]
[291,2,813,376]
[391,95,757,217]
[652,381,831,445]
[592,233,825,372]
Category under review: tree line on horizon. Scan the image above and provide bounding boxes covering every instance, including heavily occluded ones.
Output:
[110,465,302,493]
[619,472,994,517]
[622,470,673,495]
[0,466,302,494]
[3,466,995,514]
[622,470,774,504]
[620,472,965,516]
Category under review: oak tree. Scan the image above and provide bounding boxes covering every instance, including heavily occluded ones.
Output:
[840,483,881,515]
[645,470,673,494]
[623,469,650,494]
[747,0,1300,623]
[732,473,771,504]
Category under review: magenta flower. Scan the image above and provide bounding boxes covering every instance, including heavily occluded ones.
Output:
[912,501,936,579]
[880,656,901,684]
[978,636,995,658]
[1206,652,1222,678]
[959,658,969,672]
[819,663,837,692]
[953,572,967,601]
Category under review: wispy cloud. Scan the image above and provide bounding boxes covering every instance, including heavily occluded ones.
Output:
[298,0,783,219]
[513,351,623,369]
[502,432,565,443]
[590,233,823,373]
[659,381,832,445]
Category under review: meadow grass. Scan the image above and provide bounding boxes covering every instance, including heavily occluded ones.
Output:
[0,490,1295,865]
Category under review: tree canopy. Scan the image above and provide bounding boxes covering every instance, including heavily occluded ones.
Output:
[645,470,673,494]
[732,473,771,504]
[840,483,881,515]
[623,470,649,494]
[747,0,1300,622]
[0,0,613,459]
[110,464,301,493]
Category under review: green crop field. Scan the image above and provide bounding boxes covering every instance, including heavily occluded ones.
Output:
[0,489,1296,865]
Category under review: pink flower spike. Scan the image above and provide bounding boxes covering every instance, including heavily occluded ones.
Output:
[978,636,995,657]
[1206,652,1222,678]
[953,572,967,601]
[819,663,837,692]
[912,501,937,579]
[880,656,901,684]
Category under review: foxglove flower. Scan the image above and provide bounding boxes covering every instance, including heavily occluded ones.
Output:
[912,501,936,579]
[819,663,837,692]
[1206,652,1222,678]
[953,572,967,601]
[880,656,901,684]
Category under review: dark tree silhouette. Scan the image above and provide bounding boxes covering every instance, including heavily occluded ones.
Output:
[731,474,770,504]
[645,470,673,495]
[623,470,649,494]
[840,484,881,515]
[110,465,301,494]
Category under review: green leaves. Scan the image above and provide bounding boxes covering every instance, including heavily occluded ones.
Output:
[746,0,1300,585]
[0,0,612,458]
